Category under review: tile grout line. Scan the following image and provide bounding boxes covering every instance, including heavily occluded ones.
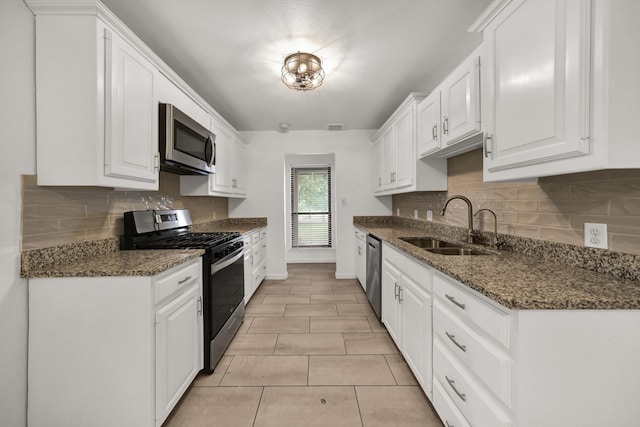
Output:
[250,386,265,427]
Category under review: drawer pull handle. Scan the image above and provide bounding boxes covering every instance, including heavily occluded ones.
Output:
[445,422,454,427]
[445,294,466,310]
[398,286,403,303]
[394,283,399,300]
[445,375,466,402]
[446,332,467,352]
[177,275,192,285]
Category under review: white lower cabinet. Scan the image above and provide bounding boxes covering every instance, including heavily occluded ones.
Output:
[432,271,640,427]
[155,283,202,424]
[381,243,433,397]
[244,228,267,303]
[354,227,367,289]
[28,258,203,427]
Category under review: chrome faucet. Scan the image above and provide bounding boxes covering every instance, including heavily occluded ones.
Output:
[474,208,503,248]
[440,195,476,244]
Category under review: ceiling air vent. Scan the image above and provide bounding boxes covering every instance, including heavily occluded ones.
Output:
[327,123,344,131]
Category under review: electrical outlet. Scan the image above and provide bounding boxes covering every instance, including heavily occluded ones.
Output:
[426,210,433,221]
[414,210,418,219]
[396,208,400,216]
[584,223,608,249]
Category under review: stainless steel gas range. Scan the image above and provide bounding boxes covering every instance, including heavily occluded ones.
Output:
[121,209,244,373]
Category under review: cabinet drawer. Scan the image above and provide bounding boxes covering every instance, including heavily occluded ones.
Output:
[253,263,267,287]
[259,229,267,240]
[154,259,201,304]
[251,231,261,244]
[433,273,510,348]
[434,340,511,427]
[433,377,471,427]
[434,301,511,407]
[252,244,265,263]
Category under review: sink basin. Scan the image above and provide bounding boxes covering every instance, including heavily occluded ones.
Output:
[399,237,461,249]
[399,236,488,256]
[424,247,487,256]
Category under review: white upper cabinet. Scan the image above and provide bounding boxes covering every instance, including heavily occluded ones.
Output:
[417,91,442,157]
[30,6,160,189]
[440,51,482,149]
[27,0,247,192]
[421,48,483,159]
[372,93,447,195]
[472,0,640,181]
[180,118,248,198]
[372,139,384,192]
[104,28,158,184]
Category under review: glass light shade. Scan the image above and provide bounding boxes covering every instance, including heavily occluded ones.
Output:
[281,52,325,91]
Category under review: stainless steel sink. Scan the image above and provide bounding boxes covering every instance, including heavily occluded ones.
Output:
[424,247,487,256]
[399,237,461,249]
[399,236,487,256]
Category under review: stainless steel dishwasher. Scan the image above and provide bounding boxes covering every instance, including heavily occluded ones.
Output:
[365,234,382,318]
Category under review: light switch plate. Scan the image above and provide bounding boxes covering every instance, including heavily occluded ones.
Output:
[426,210,433,221]
[584,223,608,249]
[414,210,418,219]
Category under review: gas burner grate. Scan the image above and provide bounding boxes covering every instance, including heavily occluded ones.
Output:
[141,232,240,250]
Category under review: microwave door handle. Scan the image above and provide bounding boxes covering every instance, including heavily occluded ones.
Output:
[205,136,215,167]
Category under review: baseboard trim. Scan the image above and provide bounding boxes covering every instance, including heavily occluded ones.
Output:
[266,273,288,281]
[334,273,357,280]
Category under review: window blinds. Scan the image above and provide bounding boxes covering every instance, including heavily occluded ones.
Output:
[291,166,332,248]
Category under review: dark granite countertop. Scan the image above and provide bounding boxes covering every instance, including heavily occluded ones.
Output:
[354,220,640,310]
[24,248,204,278]
[21,218,267,279]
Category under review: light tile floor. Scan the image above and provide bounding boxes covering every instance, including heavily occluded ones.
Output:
[164,263,443,427]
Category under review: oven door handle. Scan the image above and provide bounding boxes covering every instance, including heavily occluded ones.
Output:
[210,249,244,275]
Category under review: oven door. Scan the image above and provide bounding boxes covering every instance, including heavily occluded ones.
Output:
[210,248,244,337]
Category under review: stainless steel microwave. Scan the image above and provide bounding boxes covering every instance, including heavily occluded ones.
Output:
[159,103,215,175]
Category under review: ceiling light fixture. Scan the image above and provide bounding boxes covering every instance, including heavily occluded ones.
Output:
[281,51,325,91]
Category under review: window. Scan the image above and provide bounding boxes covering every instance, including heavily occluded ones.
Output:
[290,166,332,248]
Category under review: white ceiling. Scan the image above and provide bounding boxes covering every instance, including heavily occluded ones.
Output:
[102,0,491,131]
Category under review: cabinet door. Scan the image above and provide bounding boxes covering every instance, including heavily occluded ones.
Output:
[393,105,416,189]
[105,28,158,184]
[418,91,442,157]
[381,260,402,346]
[209,121,234,193]
[400,276,433,393]
[372,139,383,193]
[381,127,395,190]
[441,54,480,147]
[233,139,247,195]
[483,0,591,175]
[155,285,202,425]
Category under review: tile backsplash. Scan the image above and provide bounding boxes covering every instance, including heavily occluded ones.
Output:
[393,149,640,255]
[21,172,228,249]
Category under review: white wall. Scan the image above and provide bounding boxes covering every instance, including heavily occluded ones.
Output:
[229,130,392,279]
[0,1,36,426]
